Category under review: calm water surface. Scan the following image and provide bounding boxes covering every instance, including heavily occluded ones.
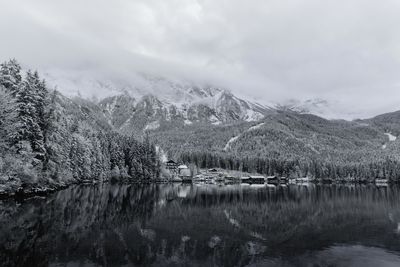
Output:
[1,183,400,267]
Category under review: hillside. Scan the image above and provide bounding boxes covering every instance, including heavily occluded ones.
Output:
[145,111,400,180]
[146,111,392,161]
[363,110,400,136]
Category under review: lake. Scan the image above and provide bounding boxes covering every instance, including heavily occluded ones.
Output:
[1,183,400,266]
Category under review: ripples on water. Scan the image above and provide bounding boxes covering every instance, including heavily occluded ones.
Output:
[1,183,400,266]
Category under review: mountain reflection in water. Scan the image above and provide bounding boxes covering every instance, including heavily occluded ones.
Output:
[1,183,400,266]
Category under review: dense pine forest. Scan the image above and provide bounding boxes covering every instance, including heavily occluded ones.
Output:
[179,151,400,182]
[0,59,159,195]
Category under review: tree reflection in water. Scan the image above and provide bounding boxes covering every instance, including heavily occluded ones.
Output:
[1,183,400,266]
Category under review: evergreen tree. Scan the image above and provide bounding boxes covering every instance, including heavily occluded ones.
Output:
[10,70,44,157]
[0,59,22,96]
[0,86,16,148]
[32,71,48,132]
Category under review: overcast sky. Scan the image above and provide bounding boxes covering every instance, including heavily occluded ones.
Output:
[1,0,400,119]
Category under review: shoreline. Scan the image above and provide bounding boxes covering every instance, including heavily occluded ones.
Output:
[0,177,396,201]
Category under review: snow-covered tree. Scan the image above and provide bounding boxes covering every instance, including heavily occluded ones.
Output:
[0,59,22,96]
[32,71,48,131]
[0,86,16,149]
[10,70,45,157]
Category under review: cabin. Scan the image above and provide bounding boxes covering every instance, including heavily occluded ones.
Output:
[207,168,219,173]
[166,160,178,172]
[178,165,192,181]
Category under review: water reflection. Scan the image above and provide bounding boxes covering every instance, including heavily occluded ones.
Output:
[1,183,400,266]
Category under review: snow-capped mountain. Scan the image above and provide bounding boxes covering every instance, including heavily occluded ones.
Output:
[44,68,367,123]
[99,86,273,134]
[43,69,273,132]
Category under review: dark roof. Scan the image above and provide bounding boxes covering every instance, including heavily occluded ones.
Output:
[166,160,177,164]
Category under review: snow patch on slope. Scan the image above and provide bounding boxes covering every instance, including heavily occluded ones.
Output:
[119,114,134,130]
[244,109,264,122]
[224,136,240,151]
[385,133,397,141]
[223,122,266,152]
[247,123,265,132]
[103,97,118,114]
[382,133,396,150]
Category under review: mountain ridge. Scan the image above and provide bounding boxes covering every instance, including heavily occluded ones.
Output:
[43,69,387,121]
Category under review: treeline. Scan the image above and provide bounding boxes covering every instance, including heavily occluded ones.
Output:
[179,151,400,181]
[0,59,159,194]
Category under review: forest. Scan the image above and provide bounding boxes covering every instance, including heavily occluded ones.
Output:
[0,59,160,195]
[179,151,400,182]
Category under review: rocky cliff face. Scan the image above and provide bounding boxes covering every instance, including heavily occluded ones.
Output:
[98,84,273,134]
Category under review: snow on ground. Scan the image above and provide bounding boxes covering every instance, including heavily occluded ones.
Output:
[385,133,397,141]
[247,122,265,132]
[382,144,387,149]
[224,136,240,151]
[244,109,264,122]
[144,120,160,131]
